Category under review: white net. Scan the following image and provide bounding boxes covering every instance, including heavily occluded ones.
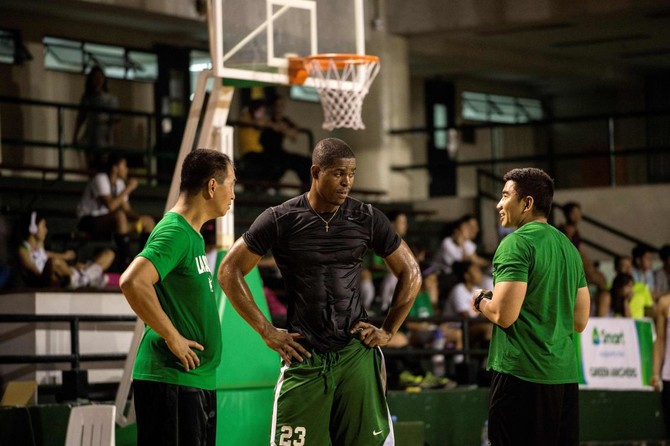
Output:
[304,55,380,131]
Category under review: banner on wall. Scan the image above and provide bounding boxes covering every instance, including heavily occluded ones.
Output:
[576,317,654,390]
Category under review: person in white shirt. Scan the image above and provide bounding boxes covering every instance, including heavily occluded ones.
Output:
[444,260,492,347]
[77,154,155,269]
[17,211,114,288]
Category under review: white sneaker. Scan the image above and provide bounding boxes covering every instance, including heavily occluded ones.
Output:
[91,273,109,289]
[68,269,89,289]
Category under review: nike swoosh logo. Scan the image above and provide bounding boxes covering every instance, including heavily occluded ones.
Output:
[373,430,383,436]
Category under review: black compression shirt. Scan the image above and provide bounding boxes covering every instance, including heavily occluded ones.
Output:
[243,193,401,352]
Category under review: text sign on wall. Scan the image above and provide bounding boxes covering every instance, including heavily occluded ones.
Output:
[577,318,653,390]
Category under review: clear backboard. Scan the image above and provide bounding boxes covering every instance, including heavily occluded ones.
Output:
[209,0,366,86]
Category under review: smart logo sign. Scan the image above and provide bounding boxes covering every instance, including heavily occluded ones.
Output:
[579,319,644,389]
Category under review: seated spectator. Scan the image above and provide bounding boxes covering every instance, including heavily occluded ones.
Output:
[656,245,670,297]
[614,254,633,276]
[610,273,634,318]
[259,95,312,189]
[444,260,493,347]
[632,244,662,301]
[76,153,155,270]
[558,201,610,316]
[236,99,269,189]
[17,212,114,289]
[373,211,409,312]
[404,263,462,369]
[433,214,492,303]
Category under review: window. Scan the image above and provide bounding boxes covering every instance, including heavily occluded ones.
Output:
[0,29,31,65]
[0,29,16,64]
[189,50,213,99]
[462,91,543,124]
[433,103,448,149]
[43,36,158,81]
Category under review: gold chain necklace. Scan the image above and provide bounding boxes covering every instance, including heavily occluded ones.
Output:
[310,204,340,232]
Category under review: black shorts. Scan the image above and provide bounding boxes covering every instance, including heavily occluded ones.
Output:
[488,371,579,446]
[133,380,217,446]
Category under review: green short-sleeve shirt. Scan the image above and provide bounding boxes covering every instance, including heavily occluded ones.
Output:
[488,222,587,384]
[132,212,222,390]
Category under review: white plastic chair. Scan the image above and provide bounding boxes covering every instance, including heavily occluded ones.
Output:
[65,405,116,446]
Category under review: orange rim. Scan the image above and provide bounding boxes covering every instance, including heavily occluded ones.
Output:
[304,53,379,70]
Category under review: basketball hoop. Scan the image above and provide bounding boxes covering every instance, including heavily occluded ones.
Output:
[292,54,380,131]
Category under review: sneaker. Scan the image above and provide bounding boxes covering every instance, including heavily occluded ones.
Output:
[91,273,110,289]
[399,371,423,388]
[68,269,89,289]
[420,371,452,390]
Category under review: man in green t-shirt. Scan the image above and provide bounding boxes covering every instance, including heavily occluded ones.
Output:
[471,167,590,446]
[120,149,236,446]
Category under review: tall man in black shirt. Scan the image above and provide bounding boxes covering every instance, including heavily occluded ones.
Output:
[218,138,421,445]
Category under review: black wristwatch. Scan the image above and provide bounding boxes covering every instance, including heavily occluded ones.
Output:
[474,290,493,312]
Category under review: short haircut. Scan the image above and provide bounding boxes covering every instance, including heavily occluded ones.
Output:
[179,149,232,196]
[105,152,126,174]
[312,138,355,169]
[386,210,406,224]
[562,201,581,217]
[503,168,554,217]
[614,254,631,270]
[631,243,655,261]
[452,260,474,283]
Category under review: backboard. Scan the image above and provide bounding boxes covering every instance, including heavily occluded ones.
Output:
[209,0,366,85]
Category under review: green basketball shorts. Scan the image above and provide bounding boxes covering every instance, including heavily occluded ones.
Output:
[270,338,394,446]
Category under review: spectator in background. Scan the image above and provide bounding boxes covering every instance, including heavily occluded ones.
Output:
[236,99,269,189]
[259,95,312,189]
[377,211,410,311]
[632,244,663,303]
[433,214,492,303]
[17,211,114,289]
[614,254,633,276]
[610,273,634,318]
[558,201,611,317]
[402,262,459,384]
[656,245,670,296]
[611,248,654,320]
[77,153,155,270]
[72,65,120,170]
[444,260,493,347]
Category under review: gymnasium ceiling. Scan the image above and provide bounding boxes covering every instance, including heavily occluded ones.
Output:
[3,0,670,94]
[384,0,670,93]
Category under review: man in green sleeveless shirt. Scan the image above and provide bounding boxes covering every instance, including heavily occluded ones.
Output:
[472,168,590,445]
[120,149,235,446]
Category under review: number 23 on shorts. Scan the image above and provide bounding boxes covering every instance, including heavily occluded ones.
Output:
[279,425,306,446]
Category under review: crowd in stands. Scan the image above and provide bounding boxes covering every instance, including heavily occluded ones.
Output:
[0,151,155,290]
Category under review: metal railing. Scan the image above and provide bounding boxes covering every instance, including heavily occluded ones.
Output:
[0,312,487,403]
[390,108,670,189]
[0,313,137,400]
[0,95,156,182]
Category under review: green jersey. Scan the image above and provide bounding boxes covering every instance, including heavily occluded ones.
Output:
[408,290,433,318]
[132,212,222,390]
[488,222,586,384]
